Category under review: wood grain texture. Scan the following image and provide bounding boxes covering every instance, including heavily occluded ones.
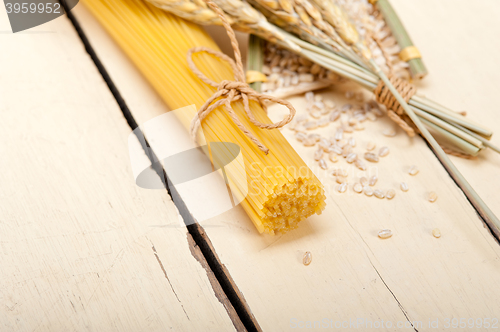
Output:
[74,1,500,331]
[0,9,236,331]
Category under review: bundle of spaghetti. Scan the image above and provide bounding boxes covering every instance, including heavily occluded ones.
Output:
[83,0,326,234]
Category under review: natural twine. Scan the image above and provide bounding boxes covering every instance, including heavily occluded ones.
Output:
[374,74,417,137]
[187,0,296,155]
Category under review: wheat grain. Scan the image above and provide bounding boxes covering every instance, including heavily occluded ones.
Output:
[343,125,354,133]
[408,165,419,176]
[308,133,321,141]
[366,141,376,151]
[378,229,392,239]
[341,145,352,157]
[341,103,352,111]
[318,158,328,170]
[329,152,339,163]
[304,121,318,130]
[354,158,366,170]
[303,251,312,265]
[354,123,364,131]
[386,189,395,200]
[329,144,342,155]
[148,0,297,51]
[310,110,322,119]
[373,189,385,199]
[432,228,441,238]
[314,149,324,161]
[353,183,362,193]
[329,110,341,122]
[383,129,397,137]
[366,111,377,121]
[303,138,316,146]
[379,146,390,157]
[318,138,330,151]
[334,128,344,141]
[295,132,307,142]
[337,182,348,193]
[310,0,358,45]
[364,152,379,162]
[147,0,221,25]
[360,176,368,187]
[325,100,335,108]
[346,152,357,163]
[247,0,349,56]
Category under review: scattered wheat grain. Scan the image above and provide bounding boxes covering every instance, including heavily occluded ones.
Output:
[337,182,348,193]
[360,177,368,187]
[346,153,357,163]
[303,138,316,146]
[379,146,390,157]
[308,133,321,142]
[355,159,366,170]
[329,111,341,122]
[366,141,376,151]
[336,176,347,184]
[329,152,339,163]
[408,165,419,175]
[383,129,396,137]
[304,121,318,130]
[378,229,392,239]
[295,132,306,142]
[373,189,385,199]
[428,191,438,203]
[364,152,379,163]
[303,251,312,265]
[317,118,329,127]
[432,228,441,238]
[314,149,323,161]
[386,189,395,200]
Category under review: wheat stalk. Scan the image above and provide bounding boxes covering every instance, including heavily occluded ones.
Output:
[147,0,492,145]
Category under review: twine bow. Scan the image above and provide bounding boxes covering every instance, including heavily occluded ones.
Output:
[187,0,296,155]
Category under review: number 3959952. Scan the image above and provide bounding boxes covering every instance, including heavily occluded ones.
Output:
[5,2,61,14]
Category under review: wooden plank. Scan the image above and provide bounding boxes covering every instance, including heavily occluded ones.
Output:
[0,10,237,331]
[75,2,500,331]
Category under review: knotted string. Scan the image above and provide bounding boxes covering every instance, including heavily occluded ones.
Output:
[187,0,296,155]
